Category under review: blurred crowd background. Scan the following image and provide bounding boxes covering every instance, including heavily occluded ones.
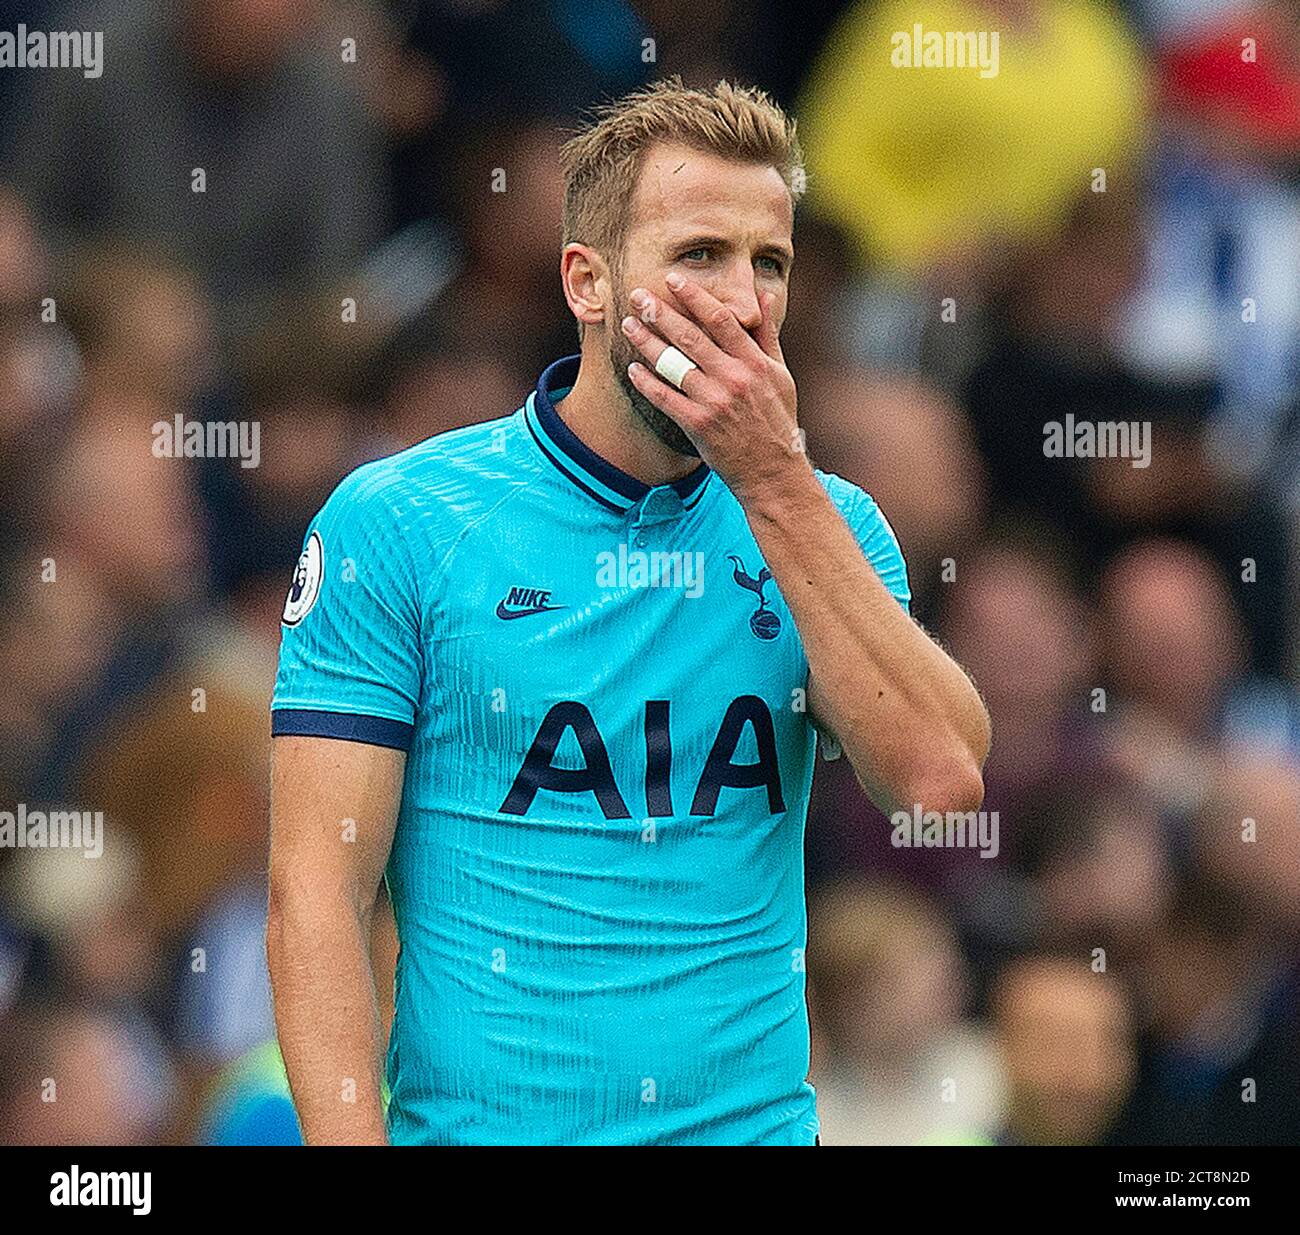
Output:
[0,0,1297,1146]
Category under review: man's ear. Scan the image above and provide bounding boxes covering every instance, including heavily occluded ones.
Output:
[561,243,610,333]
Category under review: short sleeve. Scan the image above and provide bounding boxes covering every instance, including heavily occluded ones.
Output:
[829,477,911,614]
[270,464,424,751]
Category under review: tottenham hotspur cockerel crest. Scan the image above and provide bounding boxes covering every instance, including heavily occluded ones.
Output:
[727,554,781,641]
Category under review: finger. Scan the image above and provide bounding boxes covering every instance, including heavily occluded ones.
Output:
[620,312,717,402]
[626,359,703,436]
[628,287,732,375]
[663,274,765,362]
[755,290,783,363]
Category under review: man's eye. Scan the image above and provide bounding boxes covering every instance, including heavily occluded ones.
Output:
[757,255,785,274]
[681,248,710,262]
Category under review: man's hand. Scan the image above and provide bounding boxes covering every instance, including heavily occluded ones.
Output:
[622,273,989,817]
[621,275,808,504]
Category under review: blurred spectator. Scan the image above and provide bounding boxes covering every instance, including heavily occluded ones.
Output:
[798,0,1149,283]
[1194,754,1300,932]
[0,1001,175,1144]
[434,119,578,377]
[1098,537,1300,759]
[1009,776,1174,964]
[965,188,1296,677]
[1109,872,1300,1145]
[173,879,277,1067]
[990,954,1136,1145]
[1100,538,1247,735]
[9,0,387,357]
[1,833,157,1008]
[808,878,1005,1144]
[77,662,273,940]
[9,403,209,798]
[1123,2,1300,494]
[58,245,216,406]
[0,186,79,535]
[931,530,1100,829]
[801,367,987,613]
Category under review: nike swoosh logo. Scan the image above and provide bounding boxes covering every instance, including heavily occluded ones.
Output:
[495,601,566,621]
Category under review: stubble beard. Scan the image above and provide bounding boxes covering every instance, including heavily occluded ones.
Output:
[607,282,700,459]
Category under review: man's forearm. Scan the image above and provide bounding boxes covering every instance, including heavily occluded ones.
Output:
[267,889,389,1145]
[739,464,990,814]
[612,274,988,809]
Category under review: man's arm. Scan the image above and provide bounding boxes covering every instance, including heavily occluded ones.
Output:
[623,276,990,815]
[267,735,404,1145]
[744,474,988,815]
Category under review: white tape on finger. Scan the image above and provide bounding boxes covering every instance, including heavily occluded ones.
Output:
[654,345,698,390]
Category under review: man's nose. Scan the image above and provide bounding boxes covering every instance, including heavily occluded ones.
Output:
[716,272,762,333]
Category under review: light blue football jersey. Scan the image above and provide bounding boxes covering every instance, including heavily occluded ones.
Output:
[271,354,910,1145]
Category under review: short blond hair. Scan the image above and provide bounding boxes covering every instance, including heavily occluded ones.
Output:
[561,75,804,279]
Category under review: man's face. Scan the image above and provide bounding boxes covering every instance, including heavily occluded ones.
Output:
[604,141,794,456]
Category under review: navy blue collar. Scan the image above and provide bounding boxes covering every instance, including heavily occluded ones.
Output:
[525,355,710,513]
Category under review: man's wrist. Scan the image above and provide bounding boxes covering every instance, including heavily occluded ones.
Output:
[730,454,822,525]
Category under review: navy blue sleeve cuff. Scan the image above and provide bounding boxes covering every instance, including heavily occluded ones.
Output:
[271,708,414,752]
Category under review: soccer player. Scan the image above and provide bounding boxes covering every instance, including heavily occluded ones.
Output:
[267,78,990,1146]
